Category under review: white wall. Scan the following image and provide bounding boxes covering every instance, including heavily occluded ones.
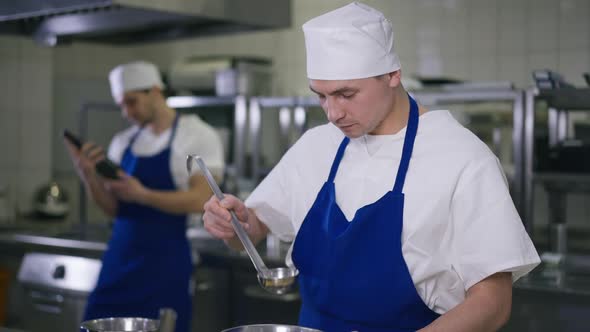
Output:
[135,0,590,92]
[0,37,53,216]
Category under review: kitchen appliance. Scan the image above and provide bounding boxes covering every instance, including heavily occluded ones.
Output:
[0,0,291,46]
[222,324,321,332]
[168,56,272,96]
[17,253,101,332]
[33,181,70,219]
[32,181,70,218]
[81,317,158,332]
[187,155,298,295]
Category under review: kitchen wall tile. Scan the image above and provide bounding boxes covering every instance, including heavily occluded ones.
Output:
[497,0,527,56]
[468,0,498,56]
[19,58,52,113]
[388,1,418,63]
[16,166,51,213]
[558,0,590,51]
[416,54,443,78]
[19,108,52,171]
[470,54,498,81]
[0,109,19,169]
[414,0,443,61]
[526,0,559,53]
[498,54,529,88]
[441,56,471,81]
[557,50,590,86]
[526,51,559,81]
[441,0,469,58]
[0,57,21,110]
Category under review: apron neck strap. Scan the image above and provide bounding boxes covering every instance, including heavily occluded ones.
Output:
[328,137,350,183]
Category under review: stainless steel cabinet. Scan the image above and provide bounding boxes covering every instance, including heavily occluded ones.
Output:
[192,266,231,332]
[230,269,301,326]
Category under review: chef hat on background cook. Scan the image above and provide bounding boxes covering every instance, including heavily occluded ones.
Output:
[109,61,165,103]
[302,2,401,80]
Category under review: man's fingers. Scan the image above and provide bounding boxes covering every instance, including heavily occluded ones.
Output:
[203,210,234,235]
[219,195,249,222]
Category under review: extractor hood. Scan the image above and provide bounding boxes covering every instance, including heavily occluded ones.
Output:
[0,0,291,46]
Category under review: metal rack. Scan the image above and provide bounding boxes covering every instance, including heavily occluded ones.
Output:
[167,95,248,178]
[78,88,532,234]
[247,88,527,223]
[77,102,121,232]
[412,87,526,222]
[247,96,320,182]
[523,86,590,252]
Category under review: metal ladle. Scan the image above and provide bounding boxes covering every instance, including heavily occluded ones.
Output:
[187,155,298,295]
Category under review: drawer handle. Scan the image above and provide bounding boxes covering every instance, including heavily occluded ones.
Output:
[33,303,62,314]
[30,290,64,304]
[196,282,213,292]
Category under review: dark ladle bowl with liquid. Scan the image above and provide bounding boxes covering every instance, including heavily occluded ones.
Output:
[258,267,299,294]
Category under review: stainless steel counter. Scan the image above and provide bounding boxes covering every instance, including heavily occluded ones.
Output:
[2,223,590,294]
[0,223,289,268]
[2,224,590,332]
[0,223,298,332]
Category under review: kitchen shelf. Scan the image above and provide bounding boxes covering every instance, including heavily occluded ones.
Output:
[534,172,590,193]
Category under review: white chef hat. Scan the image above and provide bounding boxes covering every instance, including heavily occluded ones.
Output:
[302,2,401,80]
[108,61,165,103]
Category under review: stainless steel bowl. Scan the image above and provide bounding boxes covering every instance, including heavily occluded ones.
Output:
[222,324,322,332]
[80,317,159,332]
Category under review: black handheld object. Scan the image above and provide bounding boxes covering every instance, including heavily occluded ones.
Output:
[63,129,121,180]
[63,129,82,149]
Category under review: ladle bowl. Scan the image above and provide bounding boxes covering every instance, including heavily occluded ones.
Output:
[258,267,299,294]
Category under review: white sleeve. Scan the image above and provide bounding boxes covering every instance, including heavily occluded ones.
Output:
[450,155,540,290]
[245,151,297,242]
[171,115,225,190]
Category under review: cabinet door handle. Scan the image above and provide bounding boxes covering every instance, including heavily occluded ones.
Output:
[196,282,213,292]
[244,285,300,302]
[33,303,62,314]
[30,290,64,304]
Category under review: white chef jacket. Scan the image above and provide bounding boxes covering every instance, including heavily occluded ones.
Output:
[108,113,225,189]
[245,110,540,314]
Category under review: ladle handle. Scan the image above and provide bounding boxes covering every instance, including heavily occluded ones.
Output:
[188,155,268,274]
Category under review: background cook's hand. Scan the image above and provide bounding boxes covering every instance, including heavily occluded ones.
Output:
[63,139,104,180]
[104,171,148,203]
[203,194,251,240]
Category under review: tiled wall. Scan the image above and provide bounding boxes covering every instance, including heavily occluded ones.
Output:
[134,0,590,92]
[0,0,589,229]
[0,37,53,217]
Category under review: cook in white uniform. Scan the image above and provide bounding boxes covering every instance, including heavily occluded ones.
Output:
[202,2,540,331]
[64,61,224,332]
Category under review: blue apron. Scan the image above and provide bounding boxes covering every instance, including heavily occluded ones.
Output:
[84,115,192,332]
[291,96,439,332]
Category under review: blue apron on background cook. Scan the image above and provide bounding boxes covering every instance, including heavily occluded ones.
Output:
[84,115,192,332]
[292,96,440,332]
